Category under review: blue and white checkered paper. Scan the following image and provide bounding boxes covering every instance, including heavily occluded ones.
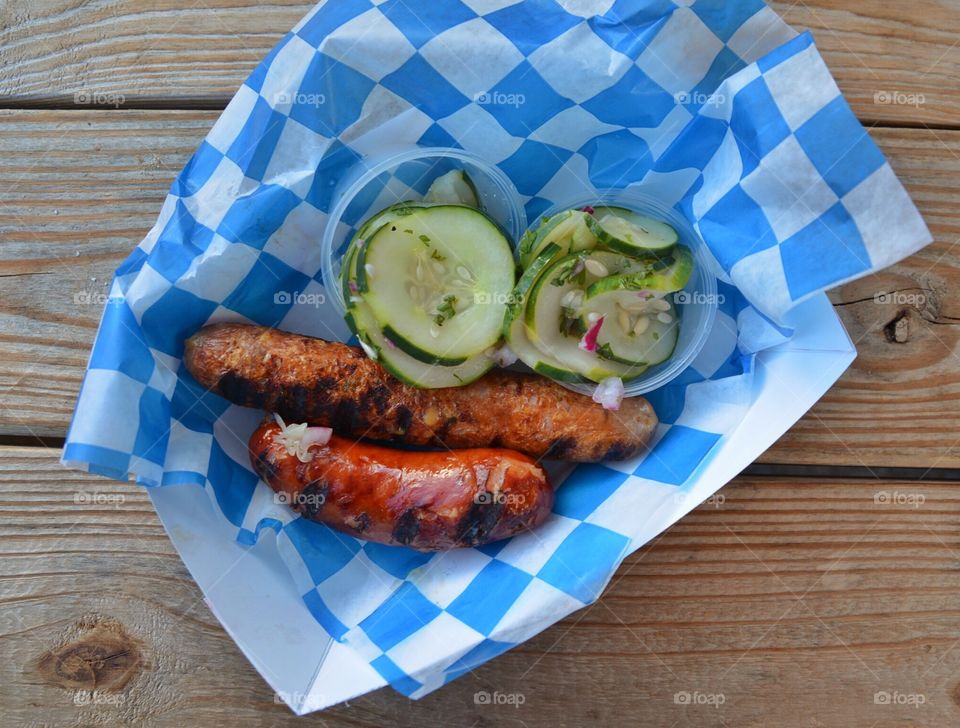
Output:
[63,0,929,702]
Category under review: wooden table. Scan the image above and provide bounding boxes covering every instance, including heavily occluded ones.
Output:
[2,2,958,725]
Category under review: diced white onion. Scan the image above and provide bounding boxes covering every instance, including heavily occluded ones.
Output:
[273,413,332,463]
[592,376,625,411]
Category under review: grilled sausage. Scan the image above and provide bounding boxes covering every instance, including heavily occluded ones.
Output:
[186,323,657,462]
[250,419,553,550]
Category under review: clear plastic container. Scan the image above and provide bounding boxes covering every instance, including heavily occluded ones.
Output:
[322,151,715,397]
[531,189,719,397]
[321,147,526,314]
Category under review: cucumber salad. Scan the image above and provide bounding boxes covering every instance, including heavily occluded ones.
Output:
[340,170,516,388]
[339,168,694,401]
[505,205,693,389]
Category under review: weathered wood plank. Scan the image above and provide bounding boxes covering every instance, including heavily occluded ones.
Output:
[777,0,960,126]
[0,110,957,467]
[760,126,960,467]
[0,0,305,105]
[0,1,957,126]
[2,448,958,726]
[0,110,213,439]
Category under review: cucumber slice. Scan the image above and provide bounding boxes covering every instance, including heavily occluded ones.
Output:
[518,210,597,269]
[502,242,564,335]
[579,293,678,367]
[361,205,515,363]
[348,298,493,388]
[424,169,479,207]
[523,253,648,383]
[586,246,693,300]
[341,243,359,306]
[340,202,425,296]
[503,243,594,383]
[580,250,659,278]
[588,207,678,254]
[504,312,591,384]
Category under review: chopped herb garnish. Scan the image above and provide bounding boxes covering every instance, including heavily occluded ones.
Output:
[419,234,431,243]
[430,248,446,261]
[596,343,616,361]
[434,294,458,325]
[404,228,414,234]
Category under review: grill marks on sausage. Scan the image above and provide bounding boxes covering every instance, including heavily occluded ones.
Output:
[247,421,554,551]
[456,500,505,547]
[394,405,413,435]
[218,372,267,409]
[347,512,371,533]
[299,479,329,519]
[603,441,634,461]
[253,448,279,483]
[546,437,578,460]
[392,509,421,545]
[188,324,657,463]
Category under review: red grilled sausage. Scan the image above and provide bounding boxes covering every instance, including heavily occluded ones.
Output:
[249,419,554,551]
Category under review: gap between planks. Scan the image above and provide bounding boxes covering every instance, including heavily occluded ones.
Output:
[1,98,959,135]
[3,432,959,484]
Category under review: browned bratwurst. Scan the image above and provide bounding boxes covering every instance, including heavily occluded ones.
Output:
[250,419,553,550]
[186,323,657,462]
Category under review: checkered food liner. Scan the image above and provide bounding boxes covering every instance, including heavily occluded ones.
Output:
[62,0,929,699]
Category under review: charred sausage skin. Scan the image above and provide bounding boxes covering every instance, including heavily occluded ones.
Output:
[250,419,553,551]
[186,323,657,462]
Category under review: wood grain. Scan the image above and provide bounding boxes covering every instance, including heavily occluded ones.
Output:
[0,0,306,106]
[760,126,960,468]
[0,110,956,467]
[777,0,960,127]
[0,109,214,439]
[3,447,958,726]
[0,1,957,126]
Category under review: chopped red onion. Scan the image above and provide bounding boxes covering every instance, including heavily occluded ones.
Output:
[578,315,604,352]
[581,205,595,215]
